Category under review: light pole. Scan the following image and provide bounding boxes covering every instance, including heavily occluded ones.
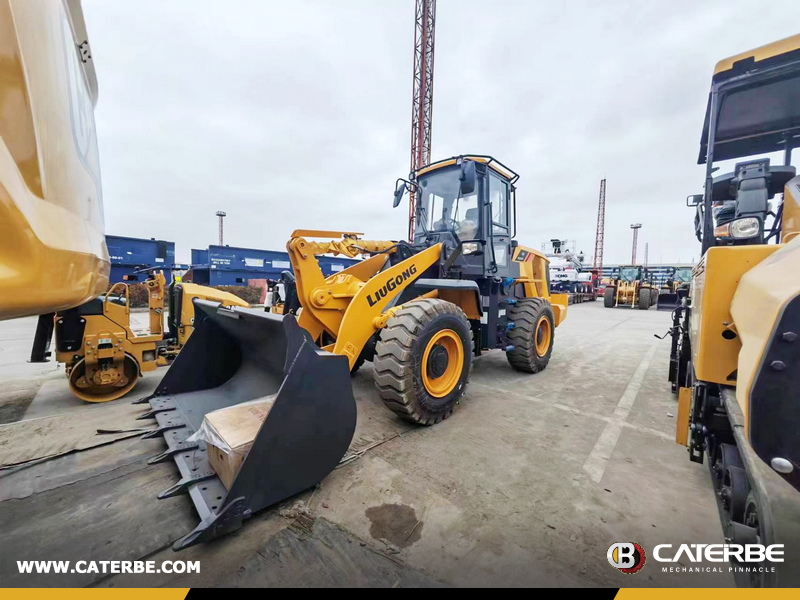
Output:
[630,223,642,265]
[216,211,227,246]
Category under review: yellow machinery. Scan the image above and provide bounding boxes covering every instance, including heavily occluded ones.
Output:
[656,266,692,311]
[48,271,248,402]
[603,265,658,309]
[139,155,569,549]
[0,0,109,320]
[667,35,800,587]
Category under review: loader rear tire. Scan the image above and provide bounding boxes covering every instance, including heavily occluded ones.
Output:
[604,287,616,308]
[506,298,555,373]
[373,299,473,426]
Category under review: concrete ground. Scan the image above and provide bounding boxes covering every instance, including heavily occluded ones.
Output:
[0,303,733,587]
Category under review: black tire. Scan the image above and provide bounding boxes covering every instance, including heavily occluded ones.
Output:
[650,288,659,306]
[637,289,650,310]
[603,286,616,308]
[373,298,473,425]
[721,465,749,523]
[506,298,555,373]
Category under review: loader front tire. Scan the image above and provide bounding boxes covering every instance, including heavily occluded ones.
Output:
[603,287,616,308]
[373,299,473,426]
[638,290,651,310]
[506,298,555,373]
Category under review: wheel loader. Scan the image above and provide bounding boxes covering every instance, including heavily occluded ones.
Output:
[656,266,692,311]
[666,34,800,587]
[602,265,658,309]
[29,271,249,402]
[138,155,569,550]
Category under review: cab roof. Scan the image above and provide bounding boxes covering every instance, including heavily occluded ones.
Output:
[699,34,800,164]
[713,35,800,78]
[415,155,519,184]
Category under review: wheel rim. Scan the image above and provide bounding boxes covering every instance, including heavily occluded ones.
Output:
[422,329,463,398]
[68,355,139,403]
[534,317,552,357]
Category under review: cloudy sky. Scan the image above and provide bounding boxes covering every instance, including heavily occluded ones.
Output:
[82,0,798,265]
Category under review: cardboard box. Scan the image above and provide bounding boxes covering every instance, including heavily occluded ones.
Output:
[204,396,275,489]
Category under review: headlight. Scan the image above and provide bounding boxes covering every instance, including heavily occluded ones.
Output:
[463,242,480,254]
[714,217,761,240]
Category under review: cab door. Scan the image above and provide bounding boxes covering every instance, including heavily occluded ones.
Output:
[486,172,512,277]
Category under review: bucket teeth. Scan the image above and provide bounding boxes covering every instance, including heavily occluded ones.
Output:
[147,441,199,465]
[141,421,185,440]
[158,470,216,499]
[131,394,155,405]
[172,498,250,551]
[137,406,176,420]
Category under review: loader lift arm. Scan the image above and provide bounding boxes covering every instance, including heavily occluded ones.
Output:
[287,230,444,368]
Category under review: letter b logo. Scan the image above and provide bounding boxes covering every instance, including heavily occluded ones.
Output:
[607,542,646,574]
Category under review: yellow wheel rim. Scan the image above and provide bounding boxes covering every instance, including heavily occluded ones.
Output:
[421,329,464,398]
[534,317,552,357]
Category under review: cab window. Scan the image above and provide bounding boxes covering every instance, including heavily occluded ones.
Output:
[489,173,509,234]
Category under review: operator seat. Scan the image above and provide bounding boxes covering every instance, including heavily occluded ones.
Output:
[458,208,479,239]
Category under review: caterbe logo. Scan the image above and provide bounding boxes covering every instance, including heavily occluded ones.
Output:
[366,264,418,307]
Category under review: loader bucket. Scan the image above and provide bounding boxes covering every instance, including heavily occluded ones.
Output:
[139,300,356,551]
[657,293,678,311]
[657,288,688,312]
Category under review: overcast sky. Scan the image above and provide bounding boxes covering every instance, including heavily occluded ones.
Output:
[82,0,798,265]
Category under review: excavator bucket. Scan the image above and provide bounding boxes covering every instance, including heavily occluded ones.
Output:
[138,300,356,551]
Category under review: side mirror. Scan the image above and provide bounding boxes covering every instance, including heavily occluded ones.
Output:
[393,184,405,208]
[459,161,476,195]
[686,194,703,207]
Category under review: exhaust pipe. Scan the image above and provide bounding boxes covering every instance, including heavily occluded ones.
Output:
[139,300,356,550]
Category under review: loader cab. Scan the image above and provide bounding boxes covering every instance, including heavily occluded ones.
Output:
[672,267,692,285]
[406,155,519,279]
[616,266,643,283]
[697,35,800,253]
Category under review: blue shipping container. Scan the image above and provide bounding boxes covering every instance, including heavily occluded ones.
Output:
[106,235,176,283]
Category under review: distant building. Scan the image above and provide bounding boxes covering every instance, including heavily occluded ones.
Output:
[106,235,178,283]
[189,244,359,286]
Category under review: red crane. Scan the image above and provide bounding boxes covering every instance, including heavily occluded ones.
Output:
[592,179,606,274]
[408,0,436,240]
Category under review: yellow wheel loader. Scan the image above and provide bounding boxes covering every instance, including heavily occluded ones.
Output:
[32,271,249,402]
[656,266,692,311]
[602,265,658,309]
[0,0,109,321]
[666,35,800,587]
[139,155,568,550]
